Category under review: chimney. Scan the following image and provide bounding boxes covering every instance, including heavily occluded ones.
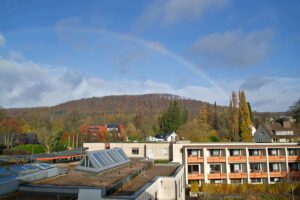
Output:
[283,121,291,129]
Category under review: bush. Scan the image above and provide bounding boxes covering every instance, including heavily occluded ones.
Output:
[10,144,45,154]
[190,181,199,193]
[52,143,67,152]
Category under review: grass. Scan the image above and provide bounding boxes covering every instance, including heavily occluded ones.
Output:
[11,144,45,154]
[154,160,169,164]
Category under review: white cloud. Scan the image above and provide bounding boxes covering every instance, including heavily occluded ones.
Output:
[0,55,230,108]
[1,54,298,112]
[138,0,230,26]
[220,76,300,112]
[0,33,6,48]
[189,29,273,67]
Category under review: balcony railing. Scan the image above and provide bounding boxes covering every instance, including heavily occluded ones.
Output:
[208,173,227,179]
[188,173,205,180]
[187,156,204,163]
[248,156,267,162]
[268,155,286,162]
[207,156,226,163]
[249,171,268,178]
[288,155,300,162]
[269,171,288,178]
[228,156,247,163]
[289,170,300,178]
[229,172,248,179]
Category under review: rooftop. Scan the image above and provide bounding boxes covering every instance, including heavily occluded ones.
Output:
[33,158,148,187]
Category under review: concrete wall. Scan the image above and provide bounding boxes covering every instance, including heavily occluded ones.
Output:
[78,188,104,200]
[18,168,60,182]
[134,165,185,200]
[0,179,20,195]
[84,143,171,160]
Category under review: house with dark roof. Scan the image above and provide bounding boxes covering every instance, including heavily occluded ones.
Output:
[253,121,300,143]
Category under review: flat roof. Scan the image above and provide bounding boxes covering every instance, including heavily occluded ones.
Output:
[33,158,149,187]
[111,164,177,196]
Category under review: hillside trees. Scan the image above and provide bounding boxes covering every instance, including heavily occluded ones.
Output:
[159,101,187,133]
[212,102,219,131]
[64,111,82,149]
[30,111,63,153]
[229,92,239,141]
[0,118,22,148]
[198,103,210,130]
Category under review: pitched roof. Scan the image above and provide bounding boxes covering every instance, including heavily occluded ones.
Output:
[260,122,300,139]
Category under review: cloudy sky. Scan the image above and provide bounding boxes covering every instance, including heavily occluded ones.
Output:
[0,0,299,111]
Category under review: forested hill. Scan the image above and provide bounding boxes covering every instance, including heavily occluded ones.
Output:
[5,93,283,128]
[6,94,222,117]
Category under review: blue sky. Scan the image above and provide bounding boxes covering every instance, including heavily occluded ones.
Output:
[0,0,299,111]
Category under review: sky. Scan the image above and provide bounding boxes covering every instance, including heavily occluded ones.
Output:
[0,0,299,112]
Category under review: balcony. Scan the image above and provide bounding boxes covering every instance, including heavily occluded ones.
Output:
[248,156,267,162]
[228,156,247,163]
[289,170,300,178]
[187,156,204,163]
[229,172,248,179]
[207,156,226,163]
[288,155,300,162]
[188,173,204,180]
[269,171,288,178]
[208,173,227,179]
[268,156,286,162]
[249,171,268,178]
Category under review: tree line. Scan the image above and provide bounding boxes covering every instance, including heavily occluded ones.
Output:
[158,90,253,142]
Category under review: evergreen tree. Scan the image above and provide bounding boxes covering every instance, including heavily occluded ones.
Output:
[212,102,219,131]
[290,99,300,126]
[229,92,239,141]
[198,103,210,130]
[247,102,254,122]
[159,101,184,133]
[239,91,252,142]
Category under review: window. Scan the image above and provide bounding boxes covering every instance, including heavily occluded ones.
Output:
[289,163,300,171]
[188,165,200,174]
[132,147,139,155]
[249,149,260,156]
[269,149,278,156]
[270,163,280,172]
[230,149,241,156]
[231,179,242,184]
[188,149,198,156]
[251,178,262,183]
[288,149,297,156]
[250,163,261,172]
[210,149,221,156]
[231,164,241,173]
[210,164,221,173]
[271,177,281,183]
[211,179,222,184]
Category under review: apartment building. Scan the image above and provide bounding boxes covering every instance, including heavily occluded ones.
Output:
[183,143,300,186]
[84,142,300,187]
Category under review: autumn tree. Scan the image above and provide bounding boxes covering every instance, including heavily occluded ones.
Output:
[30,111,63,153]
[239,90,252,142]
[0,118,22,148]
[0,107,7,121]
[212,102,219,131]
[159,100,186,133]
[64,111,81,149]
[198,103,210,130]
[229,91,239,141]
